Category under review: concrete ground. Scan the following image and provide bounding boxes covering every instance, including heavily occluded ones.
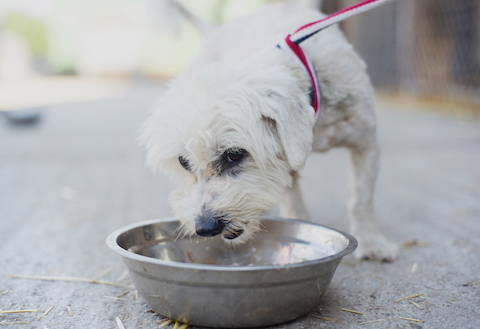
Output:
[1,84,479,329]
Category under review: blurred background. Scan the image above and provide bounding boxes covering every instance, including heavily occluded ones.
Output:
[0,0,479,114]
[1,2,479,328]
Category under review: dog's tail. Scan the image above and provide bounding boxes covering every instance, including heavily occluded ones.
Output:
[148,0,212,36]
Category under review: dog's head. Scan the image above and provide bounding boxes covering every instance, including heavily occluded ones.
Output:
[141,55,315,243]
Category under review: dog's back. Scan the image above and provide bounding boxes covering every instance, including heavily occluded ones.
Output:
[195,3,372,126]
[196,4,359,69]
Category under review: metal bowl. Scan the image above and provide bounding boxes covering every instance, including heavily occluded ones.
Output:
[106,217,357,328]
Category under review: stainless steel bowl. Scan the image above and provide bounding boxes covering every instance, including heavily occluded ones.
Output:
[106,217,356,328]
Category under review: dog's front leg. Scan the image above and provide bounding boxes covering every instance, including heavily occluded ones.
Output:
[278,171,310,219]
[348,141,397,262]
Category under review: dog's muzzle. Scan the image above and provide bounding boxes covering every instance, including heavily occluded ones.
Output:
[195,212,225,237]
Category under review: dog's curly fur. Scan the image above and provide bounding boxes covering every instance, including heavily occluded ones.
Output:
[141,2,397,261]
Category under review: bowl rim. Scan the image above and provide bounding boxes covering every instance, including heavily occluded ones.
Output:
[106,217,357,272]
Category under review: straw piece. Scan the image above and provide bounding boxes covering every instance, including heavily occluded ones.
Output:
[359,319,385,325]
[312,312,343,323]
[66,305,73,316]
[116,317,127,329]
[410,301,424,310]
[395,293,423,303]
[133,290,139,300]
[37,306,54,320]
[340,308,364,315]
[401,239,419,247]
[11,274,132,289]
[0,309,37,314]
[315,316,339,322]
[411,263,418,273]
[0,321,30,325]
[158,319,172,328]
[399,317,423,323]
[43,306,54,316]
[172,321,180,329]
[116,290,130,298]
[105,296,124,300]
[0,290,8,296]
[179,324,188,329]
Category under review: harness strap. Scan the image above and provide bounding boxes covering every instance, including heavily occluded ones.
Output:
[277,0,393,114]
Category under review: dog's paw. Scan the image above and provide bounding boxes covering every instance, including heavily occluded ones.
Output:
[354,233,397,262]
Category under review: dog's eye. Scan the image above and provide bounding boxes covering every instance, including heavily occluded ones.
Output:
[178,156,191,171]
[225,148,248,164]
[212,148,249,176]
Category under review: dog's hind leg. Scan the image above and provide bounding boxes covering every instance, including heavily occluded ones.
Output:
[347,132,397,262]
[278,171,310,219]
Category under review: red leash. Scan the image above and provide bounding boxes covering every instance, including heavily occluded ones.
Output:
[278,0,393,114]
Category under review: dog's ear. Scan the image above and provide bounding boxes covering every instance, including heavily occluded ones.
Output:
[260,93,316,171]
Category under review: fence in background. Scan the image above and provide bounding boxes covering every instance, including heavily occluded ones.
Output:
[321,0,480,109]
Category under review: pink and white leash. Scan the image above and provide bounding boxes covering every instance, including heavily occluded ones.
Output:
[278,0,393,114]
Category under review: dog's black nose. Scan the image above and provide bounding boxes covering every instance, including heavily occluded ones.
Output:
[195,214,225,237]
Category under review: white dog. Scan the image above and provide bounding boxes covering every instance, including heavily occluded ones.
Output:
[141,1,397,261]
